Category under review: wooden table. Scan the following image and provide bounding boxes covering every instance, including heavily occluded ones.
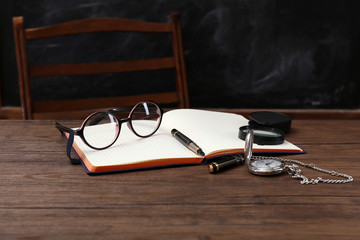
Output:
[1,119,359,239]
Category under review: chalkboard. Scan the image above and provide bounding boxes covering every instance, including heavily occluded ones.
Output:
[1,0,360,109]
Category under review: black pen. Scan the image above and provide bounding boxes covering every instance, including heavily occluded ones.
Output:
[171,129,205,156]
[208,155,244,174]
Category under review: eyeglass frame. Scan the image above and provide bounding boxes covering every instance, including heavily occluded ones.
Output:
[55,101,163,163]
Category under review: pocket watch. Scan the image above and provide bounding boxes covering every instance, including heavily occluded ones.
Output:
[245,129,286,175]
[248,158,286,175]
[244,129,353,184]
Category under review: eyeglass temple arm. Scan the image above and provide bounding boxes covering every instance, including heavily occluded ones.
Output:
[55,122,74,134]
[55,122,81,165]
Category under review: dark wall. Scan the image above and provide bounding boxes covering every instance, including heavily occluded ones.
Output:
[1,0,360,109]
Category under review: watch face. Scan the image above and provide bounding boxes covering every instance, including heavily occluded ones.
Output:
[248,159,285,175]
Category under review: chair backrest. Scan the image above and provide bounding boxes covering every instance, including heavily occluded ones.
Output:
[13,13,189,120]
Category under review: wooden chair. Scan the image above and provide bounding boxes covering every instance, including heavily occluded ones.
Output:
[12,13,189,120]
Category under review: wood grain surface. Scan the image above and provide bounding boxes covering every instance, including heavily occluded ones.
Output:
[0,119,359,239]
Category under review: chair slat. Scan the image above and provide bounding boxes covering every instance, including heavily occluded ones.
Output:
[29,58,175,77]
[26,18,172,39]
[32,92,179,113]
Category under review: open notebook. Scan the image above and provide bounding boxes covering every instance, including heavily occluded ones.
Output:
[67,109,304,173]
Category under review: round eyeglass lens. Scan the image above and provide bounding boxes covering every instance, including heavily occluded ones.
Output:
[83,112,120,149]
[130,102,162,137]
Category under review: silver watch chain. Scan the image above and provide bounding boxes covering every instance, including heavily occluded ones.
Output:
[251,156,354,184]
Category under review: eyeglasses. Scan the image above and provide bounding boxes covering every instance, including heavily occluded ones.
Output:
[56,101,163,162]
